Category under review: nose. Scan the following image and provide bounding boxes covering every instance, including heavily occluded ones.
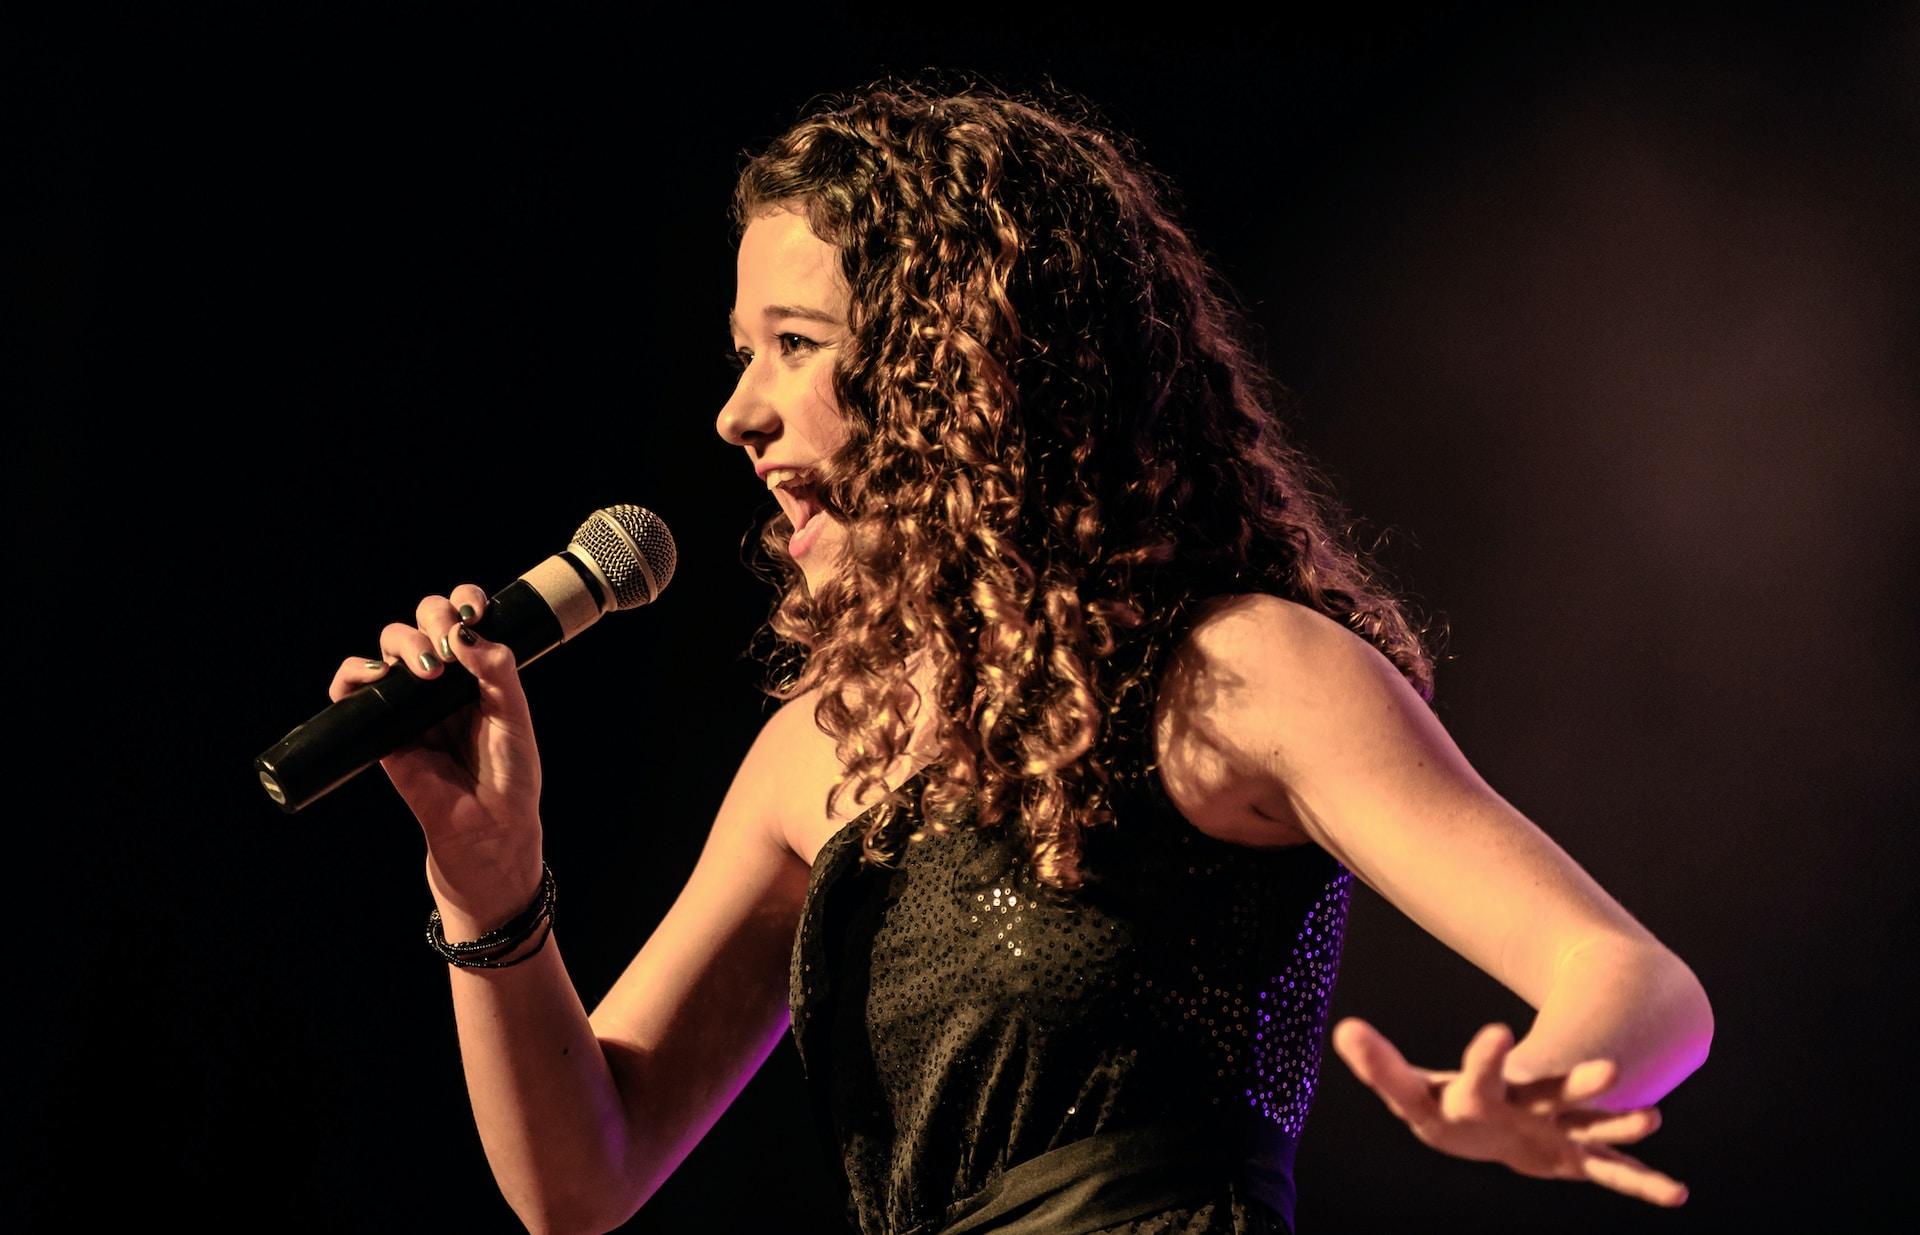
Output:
[715,361,778,447]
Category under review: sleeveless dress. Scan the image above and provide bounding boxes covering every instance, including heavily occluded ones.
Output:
[788,763,1353,1235]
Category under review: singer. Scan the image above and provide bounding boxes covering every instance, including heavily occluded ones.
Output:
[326,80,1712,1233]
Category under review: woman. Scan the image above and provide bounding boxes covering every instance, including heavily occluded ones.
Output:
[330,81,1712,1233]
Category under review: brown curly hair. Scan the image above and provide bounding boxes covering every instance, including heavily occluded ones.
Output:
[733,76,1436,889]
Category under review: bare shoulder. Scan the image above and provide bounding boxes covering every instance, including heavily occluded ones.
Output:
[1178,591,1372,664]
[1152,592,1394,849]
[755,685,941,867]
[1161,592,1676,1008]
[755,688,847,866]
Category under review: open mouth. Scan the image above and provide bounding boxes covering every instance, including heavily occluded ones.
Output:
[778,481,822,532]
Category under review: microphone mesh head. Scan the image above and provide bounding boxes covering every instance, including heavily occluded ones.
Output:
[572,504,677,609]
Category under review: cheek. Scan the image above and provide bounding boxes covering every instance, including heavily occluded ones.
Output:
[806,372,846,437]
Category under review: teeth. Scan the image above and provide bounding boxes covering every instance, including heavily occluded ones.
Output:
[767,468,819,532]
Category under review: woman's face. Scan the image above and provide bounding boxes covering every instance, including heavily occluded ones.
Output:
[717,207,852,597]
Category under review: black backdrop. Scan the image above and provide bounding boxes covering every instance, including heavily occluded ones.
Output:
[11,5,1916,1231]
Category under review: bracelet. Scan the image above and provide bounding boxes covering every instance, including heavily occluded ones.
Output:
[426,863,556,969]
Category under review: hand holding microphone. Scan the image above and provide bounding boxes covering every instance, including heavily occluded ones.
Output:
[254,504,676,922]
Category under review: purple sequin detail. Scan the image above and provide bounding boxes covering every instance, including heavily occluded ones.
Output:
[1248,869,1352,1134]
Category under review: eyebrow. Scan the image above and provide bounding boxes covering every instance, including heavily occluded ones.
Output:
[727,304,845,335]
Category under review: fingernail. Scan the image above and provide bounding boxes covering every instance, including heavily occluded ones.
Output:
[456,625,478,646]
[439,633,454,660]
[363,659,386,672]
[457,604,477,623]
[419,650,440,673]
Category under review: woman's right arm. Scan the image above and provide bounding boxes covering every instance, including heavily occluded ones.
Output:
[335,585,813,1235]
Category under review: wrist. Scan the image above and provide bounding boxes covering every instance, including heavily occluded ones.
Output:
[426,861,556,969]
[425,836,545,939]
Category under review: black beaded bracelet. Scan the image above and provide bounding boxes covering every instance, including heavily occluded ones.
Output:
[426,863,556,969]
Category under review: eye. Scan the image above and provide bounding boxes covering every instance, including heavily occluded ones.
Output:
[725,346,753,373]
[777,333,820,357]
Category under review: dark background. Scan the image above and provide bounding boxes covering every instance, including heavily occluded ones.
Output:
[9,4,1915,1231]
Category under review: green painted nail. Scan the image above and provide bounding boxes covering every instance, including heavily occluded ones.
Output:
[458,604,477,622]
[363,659,385,672]
[439,633,454,660]
[419,651,440,672]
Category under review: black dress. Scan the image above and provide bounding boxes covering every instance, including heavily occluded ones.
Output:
[789,763,1352,1235]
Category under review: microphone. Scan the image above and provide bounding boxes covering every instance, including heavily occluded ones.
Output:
[254,504,677,814]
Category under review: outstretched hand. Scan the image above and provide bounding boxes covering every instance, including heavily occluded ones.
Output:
[1330,1017,1688,1208]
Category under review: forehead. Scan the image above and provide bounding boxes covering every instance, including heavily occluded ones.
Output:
[734,209,844,307]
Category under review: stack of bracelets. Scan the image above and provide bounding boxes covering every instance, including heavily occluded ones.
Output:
[425,863,556,969]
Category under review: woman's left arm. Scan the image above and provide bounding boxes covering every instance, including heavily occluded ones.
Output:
[1170,595,1713,1202]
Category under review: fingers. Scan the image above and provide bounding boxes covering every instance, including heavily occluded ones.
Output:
[1441,1022,1513,1122]
[378,586,494,680]
[432,591,533,729]
[1563,1057,1617,1103]
[1510,1057,1619,1116]
[324,586,496,701]
[449,583,488,625]
[415,586,488,655]
[382,620,447,678]
[329,655,393,703]
[1579,1143,1689,1207]
[1331,1018,1440,1128]
[1563,1105,1662,1145]
[411,595,462,667]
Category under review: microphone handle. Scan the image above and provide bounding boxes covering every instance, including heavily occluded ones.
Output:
[254,577,567,814]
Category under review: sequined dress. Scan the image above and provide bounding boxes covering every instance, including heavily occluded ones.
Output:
[789,765,1352,1235]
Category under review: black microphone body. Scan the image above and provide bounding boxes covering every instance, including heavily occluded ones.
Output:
[254,505,674,814]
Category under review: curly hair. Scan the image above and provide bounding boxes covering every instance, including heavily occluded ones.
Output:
[732,76,1436,889]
